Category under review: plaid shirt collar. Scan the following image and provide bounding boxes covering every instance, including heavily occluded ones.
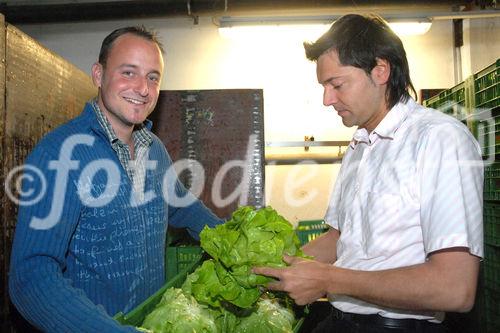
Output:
[91,98,153,148]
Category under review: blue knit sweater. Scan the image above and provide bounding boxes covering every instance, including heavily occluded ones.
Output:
[9,103,223,332]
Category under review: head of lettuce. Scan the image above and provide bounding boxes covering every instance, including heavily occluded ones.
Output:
[184,206,307,308]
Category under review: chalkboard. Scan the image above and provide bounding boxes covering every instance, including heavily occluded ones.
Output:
[149,89,265,220]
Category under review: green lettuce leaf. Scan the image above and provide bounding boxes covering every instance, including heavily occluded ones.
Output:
[234,297,295,333]
[141,288,217,333]
[182,259,261,309]
[196,206,305,308]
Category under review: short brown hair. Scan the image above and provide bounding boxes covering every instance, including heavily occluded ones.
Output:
[98,26,165,67]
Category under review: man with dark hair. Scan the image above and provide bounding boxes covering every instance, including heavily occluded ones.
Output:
[9,26,222,332]
[254,13,483,333]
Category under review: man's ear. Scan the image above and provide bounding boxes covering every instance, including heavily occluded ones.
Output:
[91,62,103,87]
[371,58,391,85]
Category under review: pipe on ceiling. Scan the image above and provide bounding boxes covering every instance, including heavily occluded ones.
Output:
[0,0,478,24]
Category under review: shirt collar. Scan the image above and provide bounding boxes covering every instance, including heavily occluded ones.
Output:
[90,98,153,147]
[349,98,414,148]
[91,98,119,144]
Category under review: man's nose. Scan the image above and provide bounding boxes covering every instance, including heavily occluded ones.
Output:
[134,77,149,96]
[323,87,338,106]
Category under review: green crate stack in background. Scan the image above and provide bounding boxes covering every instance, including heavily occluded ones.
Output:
[295,220,329,246]
[423,81,467,120]
[484,164,500,202]
[484,201,500,245]
[423,59,500,332]
[475,60,500,333]
[485,287,500,333]
[474,59,500,111]
[483,209,500,324]
[484,245,500,292]
[484,222,500,332]
[472,59,500,161]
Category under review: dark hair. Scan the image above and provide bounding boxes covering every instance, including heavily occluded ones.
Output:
[98,26,165,67]
[304,14,416,109]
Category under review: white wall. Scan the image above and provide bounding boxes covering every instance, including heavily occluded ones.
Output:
[463,17,500,77]
[17,15,499,224]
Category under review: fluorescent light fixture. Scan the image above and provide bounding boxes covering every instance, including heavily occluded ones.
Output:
[218,15,338,27]
[218,15,433,38]
[218,24,330,41]
[388,20,432,36]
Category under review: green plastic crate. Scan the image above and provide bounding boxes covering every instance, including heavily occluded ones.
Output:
[484,202,500,218]
[484,245,500,292]
[467,96,489,140]
[483,143,500,161]
[114,255,304,331]
[473,112,499,144]
[482,123,500,149]
[484,163,500,201]
[297,219,325,229]
[484,202,500,246]
[444,82,467,119]
[485,162,500,178]
[423,82,467,120]
[165,246,203,281]
[474,59,500,110]
[458,59,500,137]
[477,115,500,160]
[422,90,444,109]
[485,287,500,333]
[114,257,202,326]
[296,220,329,245]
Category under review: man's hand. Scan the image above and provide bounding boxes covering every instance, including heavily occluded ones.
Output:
[253,255,332,305]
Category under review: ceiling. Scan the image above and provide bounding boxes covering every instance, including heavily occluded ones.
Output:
[0,0,496,24]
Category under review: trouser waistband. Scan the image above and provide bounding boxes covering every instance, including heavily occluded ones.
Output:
[331,307,443,331]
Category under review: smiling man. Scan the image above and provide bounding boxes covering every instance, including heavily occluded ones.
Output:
[9,26,223,332]
[92,31,163,151]
[254,14,484,333]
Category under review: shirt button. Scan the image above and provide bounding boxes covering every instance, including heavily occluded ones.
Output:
[354,183,360,192]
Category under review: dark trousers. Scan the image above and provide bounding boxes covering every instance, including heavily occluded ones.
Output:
[310,308,446,333]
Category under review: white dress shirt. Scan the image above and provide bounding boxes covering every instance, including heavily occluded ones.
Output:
[325,98,483,321]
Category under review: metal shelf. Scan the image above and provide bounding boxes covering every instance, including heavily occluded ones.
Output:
[265,140,350,165]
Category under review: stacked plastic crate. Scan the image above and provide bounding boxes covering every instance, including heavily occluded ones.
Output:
[164,228,204,280]
[473,60,500,160]
[165,246,203,281]
[475,59,500,333]
[423,80,473,127]
[295,220,329,245]
[424,59,499,332]
[423,81,467,121]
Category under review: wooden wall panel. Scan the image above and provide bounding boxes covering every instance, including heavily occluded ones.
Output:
[0,13,9,333]
[0,21,96,331]
[5,25,96,142]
